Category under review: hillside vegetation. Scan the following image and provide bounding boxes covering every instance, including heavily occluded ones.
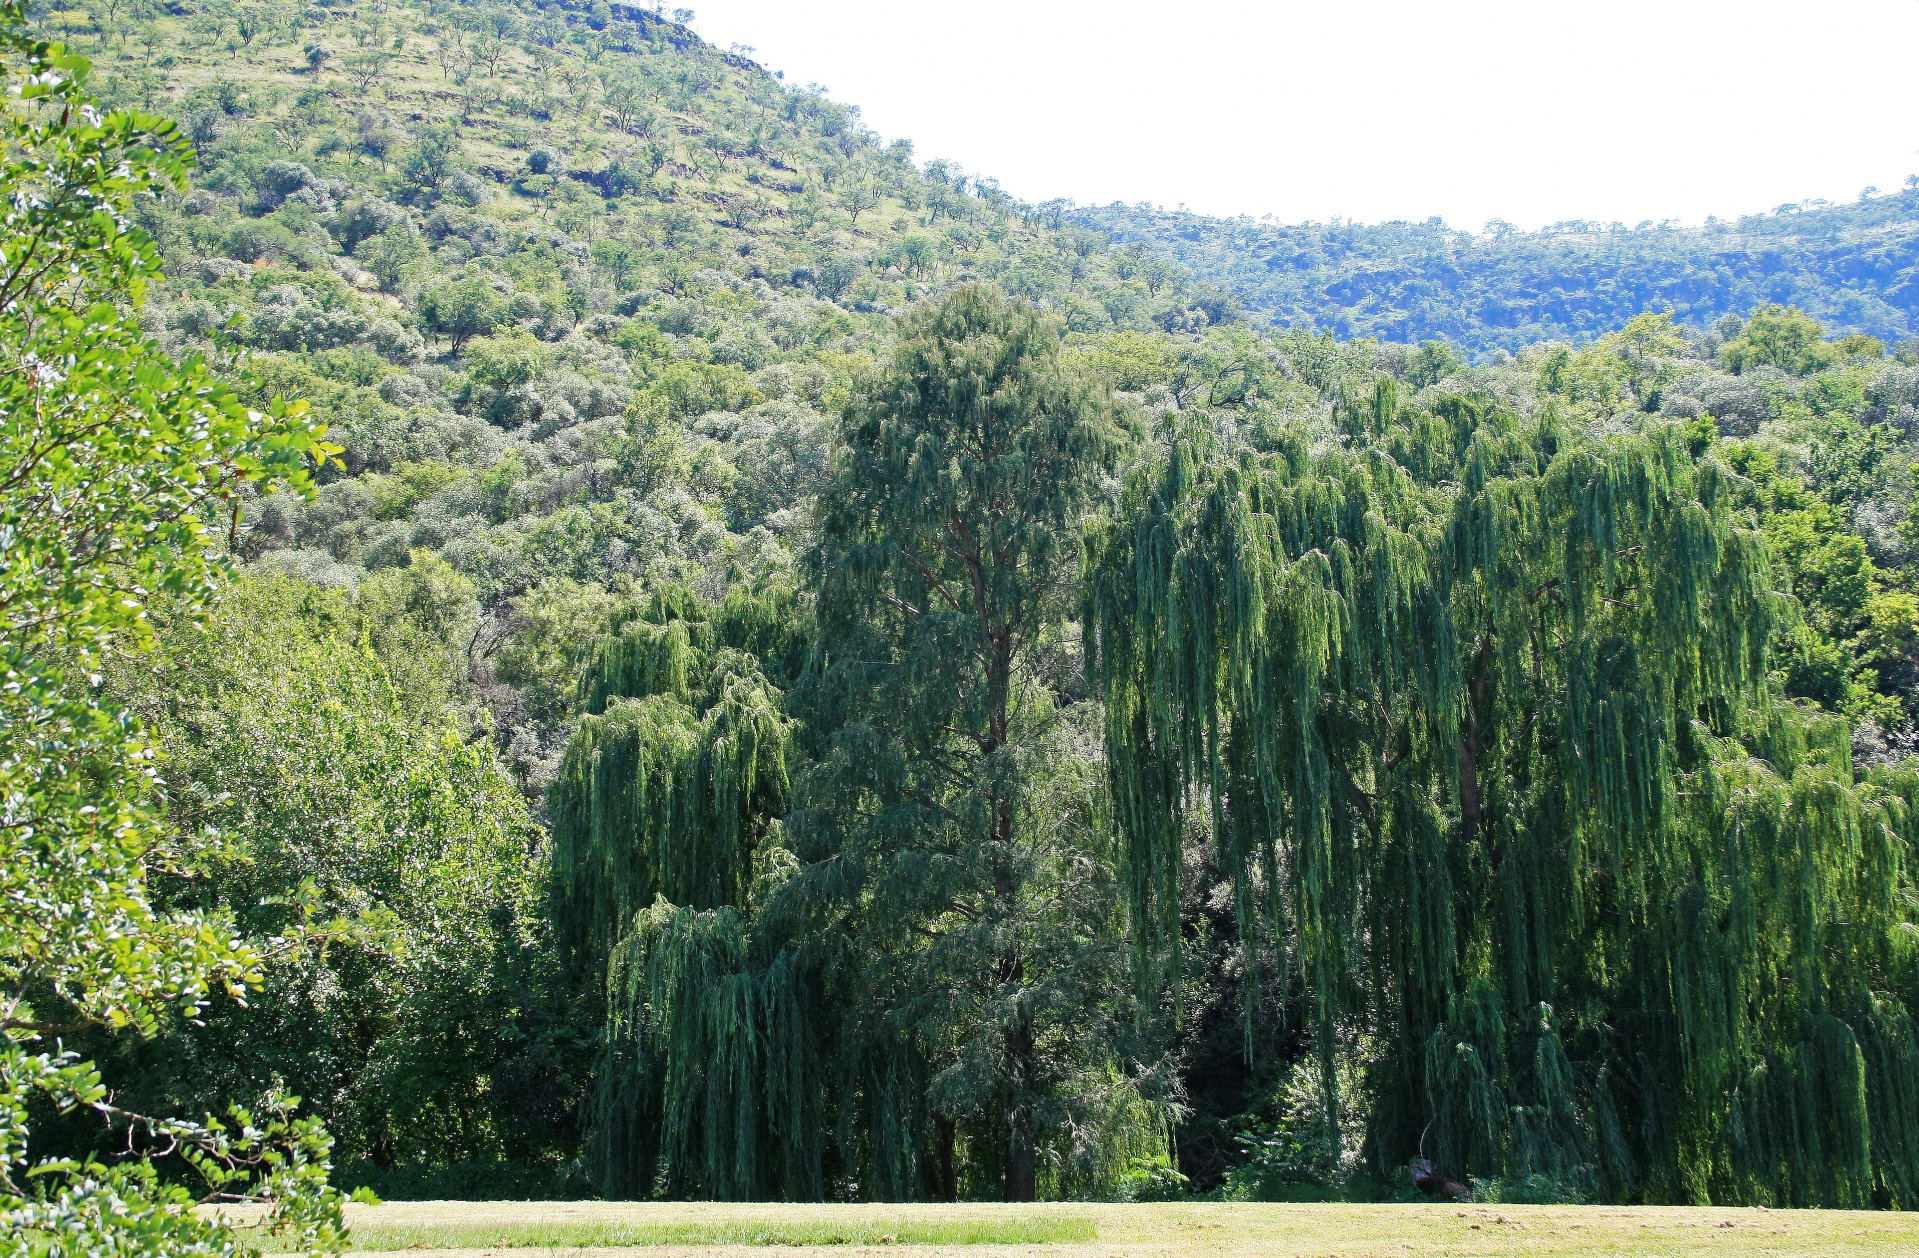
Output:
[84,0,1213,780]
[5,0,1919,1231]
[1081,193,1919,354]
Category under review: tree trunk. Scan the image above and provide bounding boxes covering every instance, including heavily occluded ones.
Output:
[1004,1004,1037,1202]
[936,1115,958,1202]
[1005,1114,1036,1201]
[1458,636,1493,846]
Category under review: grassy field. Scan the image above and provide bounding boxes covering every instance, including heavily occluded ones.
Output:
[215,1200,1919,1257]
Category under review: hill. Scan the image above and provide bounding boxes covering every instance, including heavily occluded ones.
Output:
[72,0,1208,776]
[1078,192,1919,354]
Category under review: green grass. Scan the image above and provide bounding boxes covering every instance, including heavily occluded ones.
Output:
[237,1200,1919,1257]
[339,1215,1097,1251]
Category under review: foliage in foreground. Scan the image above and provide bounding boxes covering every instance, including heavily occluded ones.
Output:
[83,572,559,1194]
[0,9,359,1252]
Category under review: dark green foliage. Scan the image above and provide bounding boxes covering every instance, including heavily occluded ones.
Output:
[594,902,819,1200]
[549,289,1167,1203]
[546,583,798,1196]
[1085,382,1919,1206]
[790,286,1131,1201]
[46,0,1919,1209]
[552,653,791,922]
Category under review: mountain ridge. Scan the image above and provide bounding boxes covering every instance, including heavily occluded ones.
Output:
[1078,187,1919,353]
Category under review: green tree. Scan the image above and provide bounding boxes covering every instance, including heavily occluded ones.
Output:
[841,180,879,228]
[794,285,1128,1200]
[1084,396,1919,1206]
[523,145,565,218]
[603,77,650,132]
[464,331,553,394]
[420,273,505,351]
[398,122,463,200]
[545,583,804,1199]
[491,578,626,726]
[1407,337,1463,386]
[362,223,426,291]
[85,574,557,1192]
[342,46,392,92]
[1722,303,1840,375]
[0,12,350,1251]
[590,235,642,288]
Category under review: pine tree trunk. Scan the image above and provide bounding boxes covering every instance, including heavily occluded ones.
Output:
[1458,635,1493,845]
[1005,1114,1036,1201]
[982,612,1038,1203]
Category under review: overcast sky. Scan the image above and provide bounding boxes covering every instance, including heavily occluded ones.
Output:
[679,0,1919,234]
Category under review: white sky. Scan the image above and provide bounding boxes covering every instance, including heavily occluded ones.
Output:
[681,0,1919,233]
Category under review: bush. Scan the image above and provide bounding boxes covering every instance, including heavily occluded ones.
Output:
[421,274,508,351]
[1722,303,1839,375]
[1219,1055,1365,1201]
[1470,1172,1590,1205]
[337,197,413,250]
[256,158,317,210]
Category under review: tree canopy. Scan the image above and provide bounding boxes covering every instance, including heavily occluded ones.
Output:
[1085,391,1919,1206]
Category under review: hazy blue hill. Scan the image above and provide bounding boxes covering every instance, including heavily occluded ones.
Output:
[1080,187,1919,354]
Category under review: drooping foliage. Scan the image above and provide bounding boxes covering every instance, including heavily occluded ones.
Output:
[1085,389,1919,1205]
[546,581,801,1197]
[549,289,1167,1204]
[592,901,821,1201]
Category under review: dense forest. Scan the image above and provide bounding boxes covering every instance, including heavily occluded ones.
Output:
[5,0,1919,1246]
[1081,193,1919,354]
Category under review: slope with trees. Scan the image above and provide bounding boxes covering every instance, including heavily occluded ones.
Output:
[1079,190,1919,355]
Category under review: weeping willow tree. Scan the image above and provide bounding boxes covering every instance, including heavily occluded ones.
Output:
[1085,391,1919,1206]
[547,581,808,1198]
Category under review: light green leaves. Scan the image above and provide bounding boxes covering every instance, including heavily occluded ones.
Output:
[0,4,347,1251]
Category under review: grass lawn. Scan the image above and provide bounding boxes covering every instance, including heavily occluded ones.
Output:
[218,1200,1919,1257]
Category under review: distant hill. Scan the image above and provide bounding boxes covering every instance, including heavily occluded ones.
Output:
[1078,190,1919,354]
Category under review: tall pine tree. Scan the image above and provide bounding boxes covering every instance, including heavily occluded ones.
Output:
[789,285,1132,1200]
[548,291,1161,1201]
